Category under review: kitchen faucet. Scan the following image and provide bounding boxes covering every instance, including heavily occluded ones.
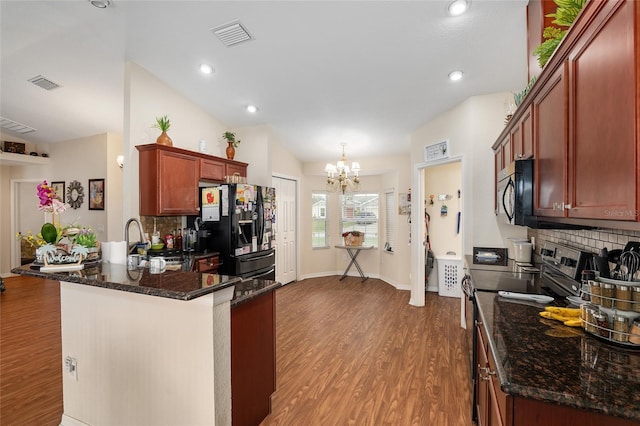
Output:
[125,218,147,254]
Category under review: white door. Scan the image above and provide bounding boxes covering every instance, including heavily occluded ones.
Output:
[272,176,297,284]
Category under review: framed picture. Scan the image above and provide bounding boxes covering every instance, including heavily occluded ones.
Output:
[424,140,449,162]
[88,178,105,210]
[51,181,65,202]
[3,141,26,154]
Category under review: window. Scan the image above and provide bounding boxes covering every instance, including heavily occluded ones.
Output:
[384,190,395,252]
[312,192,328,248]
[340,193,379,247]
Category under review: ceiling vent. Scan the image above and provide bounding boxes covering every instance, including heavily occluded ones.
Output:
[28,75,62,91]
[211,22,253,47]
[0,116,36,134]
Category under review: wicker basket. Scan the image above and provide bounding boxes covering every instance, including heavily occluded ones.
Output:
[343,233,364,246]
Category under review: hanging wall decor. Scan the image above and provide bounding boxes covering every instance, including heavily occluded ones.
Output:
[67,180,84,209]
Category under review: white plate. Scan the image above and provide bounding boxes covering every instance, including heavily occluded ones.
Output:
[498,291,554,304]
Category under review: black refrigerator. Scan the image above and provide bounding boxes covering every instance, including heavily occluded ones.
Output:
[200,183,276,280]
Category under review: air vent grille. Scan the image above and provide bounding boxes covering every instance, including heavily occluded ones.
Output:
[28,75,62,91]
[211,22,253,47]
[0,116,36,134]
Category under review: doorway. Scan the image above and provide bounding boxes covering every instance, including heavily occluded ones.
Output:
[272,175,298,284]
[410,156,465,307]
[11,179,45,270]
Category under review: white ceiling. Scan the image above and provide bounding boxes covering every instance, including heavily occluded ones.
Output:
[0,0,529,164]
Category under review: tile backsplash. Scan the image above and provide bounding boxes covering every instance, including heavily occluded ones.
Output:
[528,228,640,256]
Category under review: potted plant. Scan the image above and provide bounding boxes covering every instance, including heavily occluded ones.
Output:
[222,131,240,160]
[154,115,173,146]
[533,0,586,68]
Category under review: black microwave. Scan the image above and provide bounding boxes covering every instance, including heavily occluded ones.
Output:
[496,159,536,227]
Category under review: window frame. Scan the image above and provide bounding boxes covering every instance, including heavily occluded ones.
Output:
[311,191,329,248]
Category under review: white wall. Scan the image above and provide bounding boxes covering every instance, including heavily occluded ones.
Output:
[123,62,230,221]
[1,133,120,274]
[424,161,462,257]
[299,154,411,289]
[411,92,527,256]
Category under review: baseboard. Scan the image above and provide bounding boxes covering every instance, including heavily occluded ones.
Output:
[60,414,90,426]
[297,272,410,291]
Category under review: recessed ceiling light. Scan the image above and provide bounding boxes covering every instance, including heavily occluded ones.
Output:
[246,105,258,113]
[448,0,469,16]
[88,0,111,9]
[200,64,214,74]
[448,70,464,81]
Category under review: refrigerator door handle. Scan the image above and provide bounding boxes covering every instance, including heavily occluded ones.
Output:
[239,251,275,262]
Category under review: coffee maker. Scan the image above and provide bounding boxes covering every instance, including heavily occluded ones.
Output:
[186,217,212,253]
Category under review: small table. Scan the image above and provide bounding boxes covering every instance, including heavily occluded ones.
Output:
[335,245,374,282]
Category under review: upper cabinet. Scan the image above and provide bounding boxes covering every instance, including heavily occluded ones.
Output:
[567,0,636,220]
[495,0,639,224]
[137,144,248,216]
[533,63,568,218]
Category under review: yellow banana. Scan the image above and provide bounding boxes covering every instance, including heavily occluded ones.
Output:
[544,306,581,317]
[563,319,583,327]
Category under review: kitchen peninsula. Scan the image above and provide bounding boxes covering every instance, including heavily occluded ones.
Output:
[11,262,281,426]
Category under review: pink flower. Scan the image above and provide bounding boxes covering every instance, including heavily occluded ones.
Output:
[36,180,69,214]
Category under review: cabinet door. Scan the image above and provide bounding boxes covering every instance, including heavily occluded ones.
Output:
[476,326,489,426]
[511,121,522,162]
[501,137,512,169]
[200,158,225,182]
[521,105,534,159]
[226,162,247,178]
[138,146,199,216]
[568,0,636,220]
[195,255,219,273]
[157,150,199,215]
[534,63,568,217]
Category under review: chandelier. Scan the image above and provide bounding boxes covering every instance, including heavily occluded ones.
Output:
[325,143,361,194]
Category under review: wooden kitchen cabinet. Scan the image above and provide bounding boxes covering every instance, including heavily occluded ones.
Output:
[231,290,276,426]
[476,324,509,426]
[513,105,533,161]
[137,144,200,216]
[495,0,640,225]
[193,254,219,273]
[137,144,248,216]
[533,63,568,218]
[200,158,226,181]
[567,0,636,220]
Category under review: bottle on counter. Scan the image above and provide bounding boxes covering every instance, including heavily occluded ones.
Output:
[175,229,182,250]
[166,231,174,249]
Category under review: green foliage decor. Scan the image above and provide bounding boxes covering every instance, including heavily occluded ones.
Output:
[222,131,241,148]
[534,0,587,68]
[154,115,171,132]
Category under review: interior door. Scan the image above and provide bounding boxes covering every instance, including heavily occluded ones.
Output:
[272,176,297,284]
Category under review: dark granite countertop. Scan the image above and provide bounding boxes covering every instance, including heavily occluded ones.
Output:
[11,262,241,301]
[475,290,640,421]
[231,278,282,308]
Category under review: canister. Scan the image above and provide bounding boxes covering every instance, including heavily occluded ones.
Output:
[589,280,602,305]
[601,283,614,308]
[629,320,640,345]
[613,315,629,343]
[615,284,632,311]
[633,286,640,313]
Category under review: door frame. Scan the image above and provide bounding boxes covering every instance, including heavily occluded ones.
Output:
[410,155,465,307]
[10,178,45,271]
[272,173,300,284]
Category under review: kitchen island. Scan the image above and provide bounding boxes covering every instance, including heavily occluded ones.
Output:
[11,263,281,426]
[474,290,640,425]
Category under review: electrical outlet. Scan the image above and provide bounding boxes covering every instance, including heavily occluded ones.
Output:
[65,356,78,381]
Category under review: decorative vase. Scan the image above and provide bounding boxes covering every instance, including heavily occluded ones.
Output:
[156,131,173,146]
[226,141,235,160]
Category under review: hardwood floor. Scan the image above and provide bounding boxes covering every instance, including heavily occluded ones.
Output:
[0,276,63,426]
[262,277,472,426]
[0,275,472,426]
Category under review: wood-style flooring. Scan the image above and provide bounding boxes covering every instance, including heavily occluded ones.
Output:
[0,275,471,426]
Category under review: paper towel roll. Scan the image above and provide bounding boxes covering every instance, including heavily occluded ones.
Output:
[101,241,127,264]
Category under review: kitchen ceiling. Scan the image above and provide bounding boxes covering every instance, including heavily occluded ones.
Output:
[0,0,528,163]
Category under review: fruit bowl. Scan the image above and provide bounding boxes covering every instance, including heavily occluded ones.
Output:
[151,243,165,250]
